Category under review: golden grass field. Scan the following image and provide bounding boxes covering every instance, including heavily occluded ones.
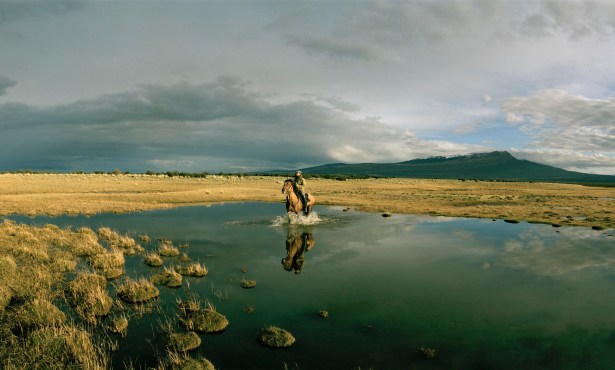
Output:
[0,173,613,229]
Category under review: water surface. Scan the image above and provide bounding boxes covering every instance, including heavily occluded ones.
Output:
[10,203,615,370]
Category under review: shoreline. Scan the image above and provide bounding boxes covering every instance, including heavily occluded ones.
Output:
[0,173,613,229]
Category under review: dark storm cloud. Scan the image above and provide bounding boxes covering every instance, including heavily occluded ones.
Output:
[3,77,473,172]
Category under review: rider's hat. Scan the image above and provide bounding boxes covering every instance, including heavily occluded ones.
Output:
[295,170,302,175]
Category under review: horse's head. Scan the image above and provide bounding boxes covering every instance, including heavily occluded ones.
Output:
[282,179,293,195]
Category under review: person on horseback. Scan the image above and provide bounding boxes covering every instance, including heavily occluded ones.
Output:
[292,170,308,213]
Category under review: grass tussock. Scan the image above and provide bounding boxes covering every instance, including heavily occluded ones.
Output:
[176,295,203,315]
[106,315,129,336]
[167,352,215,370]
[257,326,295,348]
[179,303,229,333]
[116,277,160,303]
[144,252,163,267]
[158,241,180,257]
[178,253,191,263]
[97,227,138,255]
[167,331,201,352]
[151,268,183,288]
[67,272,113,322]
[15,325,107,370]
[88,250,125,279]
[175,262,208,277]
[240,279,256,289]
[0,221,119,368]
[258,326,295,348]
[13,297,66,329]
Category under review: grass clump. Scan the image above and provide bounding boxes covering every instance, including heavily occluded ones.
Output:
[116,278,160,303]
[67,272,113,321]
[167,331,201,352]
[106,315,129,336]
[14,297,66,329]
[257,326,295,348]
[144,252,163,267]
[97,227,138,254]
[151,268,183,288]
[0,221,111,368]
[175,262,208,277]
[167,353,215,370]
[0,285,11,310]
[88,250,125,280]
[179,253,191,263]
[176,296,203,315]
[159,243,180,257]
[15,325,107,370]
[179,304,229,333]
[139,234,151,244]
[240,279,256,289]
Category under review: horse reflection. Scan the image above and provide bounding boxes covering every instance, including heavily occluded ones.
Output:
[282,231,315,274]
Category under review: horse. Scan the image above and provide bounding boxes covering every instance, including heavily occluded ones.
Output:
[281,179,315,215]
[282,231,315,274]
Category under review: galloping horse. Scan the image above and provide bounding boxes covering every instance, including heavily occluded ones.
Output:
[282,179,315,215]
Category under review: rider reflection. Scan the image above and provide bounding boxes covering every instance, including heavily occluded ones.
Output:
[282,231,315,274]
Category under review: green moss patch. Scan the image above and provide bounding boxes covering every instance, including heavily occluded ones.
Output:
[257,326,295,348]
[170,356,215,370]
[168,331,201,352]
[151,268,183,288]
[240,279,256,289]
[180,308,229,333]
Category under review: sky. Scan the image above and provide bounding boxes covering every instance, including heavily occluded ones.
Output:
[1,0,615,174]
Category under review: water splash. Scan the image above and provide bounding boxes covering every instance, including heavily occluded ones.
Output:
[271,212,323,226]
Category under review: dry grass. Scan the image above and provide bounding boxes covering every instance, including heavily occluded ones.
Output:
[0,221,114,369]
[144,252,164,267]
[175,262,208,277]
[151,267,183,288]
[0,174,612,228]
[159,244,180,257]
[116,277,160,303]
[67,272,113,322]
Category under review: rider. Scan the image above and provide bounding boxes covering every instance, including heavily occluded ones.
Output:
[292,170,308,213]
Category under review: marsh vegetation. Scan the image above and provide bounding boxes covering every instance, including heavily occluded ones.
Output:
[0,220,218,369]
[0,173,612,229]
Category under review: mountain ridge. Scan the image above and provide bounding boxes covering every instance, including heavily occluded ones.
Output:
[295,151,615,186]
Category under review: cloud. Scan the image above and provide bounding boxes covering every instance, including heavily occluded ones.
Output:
[0,76,17,96]
[0,77,482,172]
[500,89,615,173]
[499,227,615,276]
[0,0,83,26]
[275,1,615,63]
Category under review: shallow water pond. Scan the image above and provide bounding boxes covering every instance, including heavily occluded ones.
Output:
[10,203,615,369]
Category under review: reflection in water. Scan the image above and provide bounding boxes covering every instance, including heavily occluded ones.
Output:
[282,229,315,274]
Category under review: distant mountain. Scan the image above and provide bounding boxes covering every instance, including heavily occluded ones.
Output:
[297,151,615,185]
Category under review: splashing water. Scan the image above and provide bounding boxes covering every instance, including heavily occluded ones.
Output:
[271,212,322,226]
